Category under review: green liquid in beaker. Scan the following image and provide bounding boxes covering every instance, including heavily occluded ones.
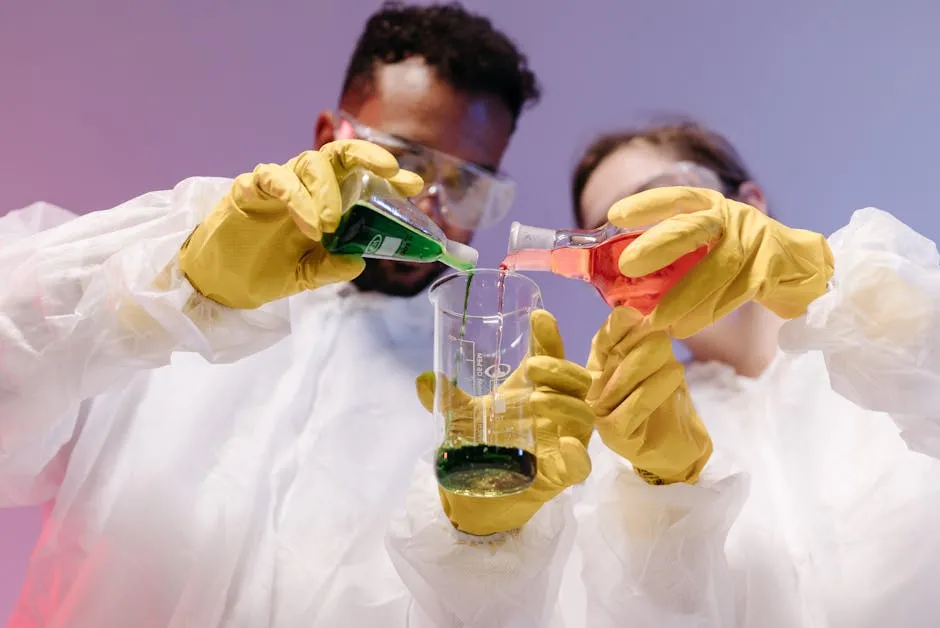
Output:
[436,444,537,497]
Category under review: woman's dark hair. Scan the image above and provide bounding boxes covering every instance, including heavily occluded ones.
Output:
[571,121,754,226]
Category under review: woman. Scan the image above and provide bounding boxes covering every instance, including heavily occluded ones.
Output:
[565,121,940,627]
[572,124,782,377]
[383,121,940,627]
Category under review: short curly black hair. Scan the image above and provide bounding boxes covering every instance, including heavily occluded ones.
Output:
[340,2,541,131]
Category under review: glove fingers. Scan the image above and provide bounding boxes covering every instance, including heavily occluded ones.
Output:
[586,307,645,374]
[319,139,401,180]
[414,371,476,415]
[618,210,723,278]
[604,320,663,367]
[530,390,594,443]
[537,432,590,489]
[607,186,724,229]
[415,371,437,413]
[593,332,673,416]
[556,436,592,486]
[525,355,592,398]
[587,307,648,402]
[645,260,756,337]
[250,163,332,242]
[230,169,284,211]
[388,168,426,198]
[598,361,684,444]
[286,151,345,237]
[297,250,365,290]
[529,309,565,359]
[499,363,529,391]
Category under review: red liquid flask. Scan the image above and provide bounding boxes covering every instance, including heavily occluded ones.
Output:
[501,222,709,314]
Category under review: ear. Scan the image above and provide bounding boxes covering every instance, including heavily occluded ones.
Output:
[735,181,767,215]
[314,110,337,150]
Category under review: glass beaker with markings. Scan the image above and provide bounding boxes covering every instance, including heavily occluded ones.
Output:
[427,268,542,497]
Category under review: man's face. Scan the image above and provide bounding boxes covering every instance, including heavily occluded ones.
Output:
[315,58,515,297]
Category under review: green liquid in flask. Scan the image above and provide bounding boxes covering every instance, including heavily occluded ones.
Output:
[323,202,475,270]
[436,444,537,497]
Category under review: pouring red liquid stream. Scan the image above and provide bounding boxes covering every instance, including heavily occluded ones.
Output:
[500,232,708,314]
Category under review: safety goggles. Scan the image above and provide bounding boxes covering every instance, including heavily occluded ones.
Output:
[335,111,516,230]
[587,161,731,230]
[630,161,727,195]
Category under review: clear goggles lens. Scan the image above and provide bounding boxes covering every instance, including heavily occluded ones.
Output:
[632,161,726,194]
[337,113,515,230]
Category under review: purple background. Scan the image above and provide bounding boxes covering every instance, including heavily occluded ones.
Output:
[2,0,939,619]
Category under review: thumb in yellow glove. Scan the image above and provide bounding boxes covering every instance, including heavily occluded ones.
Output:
[416,309,594,536]
[587,307,712,485]
[179,139,424,309]
[608,186,834,338]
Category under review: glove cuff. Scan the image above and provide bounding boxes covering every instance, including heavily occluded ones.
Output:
[634,467,667,485]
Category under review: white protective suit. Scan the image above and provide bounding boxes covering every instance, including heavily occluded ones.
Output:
[3,176,940,628]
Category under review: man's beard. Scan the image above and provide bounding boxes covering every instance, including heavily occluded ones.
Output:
[352,258,450,297]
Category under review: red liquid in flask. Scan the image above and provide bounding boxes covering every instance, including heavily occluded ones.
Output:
[501,232,708,314]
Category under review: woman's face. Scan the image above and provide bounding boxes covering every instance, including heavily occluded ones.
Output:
[579,141,682,229]
[578,141,729,229]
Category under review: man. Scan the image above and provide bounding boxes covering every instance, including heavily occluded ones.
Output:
[316,3,540,298]
[0,4,571,626]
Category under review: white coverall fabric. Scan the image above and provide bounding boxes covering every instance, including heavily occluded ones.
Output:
[388,206,940,628]
[3,178,940,627]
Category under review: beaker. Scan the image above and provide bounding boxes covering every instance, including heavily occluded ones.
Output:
[428,269,542,497]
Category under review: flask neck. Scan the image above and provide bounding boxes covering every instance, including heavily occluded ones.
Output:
[503,221,628,275]
[553,223,624,248]
[507,221,625,255]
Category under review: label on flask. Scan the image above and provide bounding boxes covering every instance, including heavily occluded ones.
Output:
[365,234,405,256]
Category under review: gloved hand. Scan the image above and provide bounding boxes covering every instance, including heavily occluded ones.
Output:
[179,140,424,309]
[416,310,594,536]
[609,186,834,338]
[587,307,712,484]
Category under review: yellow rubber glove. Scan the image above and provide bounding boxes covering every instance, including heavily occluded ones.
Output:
[587,307,712,485]
[608,186,835,338]
[179,140,424,309]
[416,310,594,536]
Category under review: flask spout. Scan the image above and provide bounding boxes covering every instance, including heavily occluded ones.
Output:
[441,239,479,271]
[507,221,558,254]
[502,222,558,272]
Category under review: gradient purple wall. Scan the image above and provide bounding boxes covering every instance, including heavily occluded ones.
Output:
[2,0,939,620]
